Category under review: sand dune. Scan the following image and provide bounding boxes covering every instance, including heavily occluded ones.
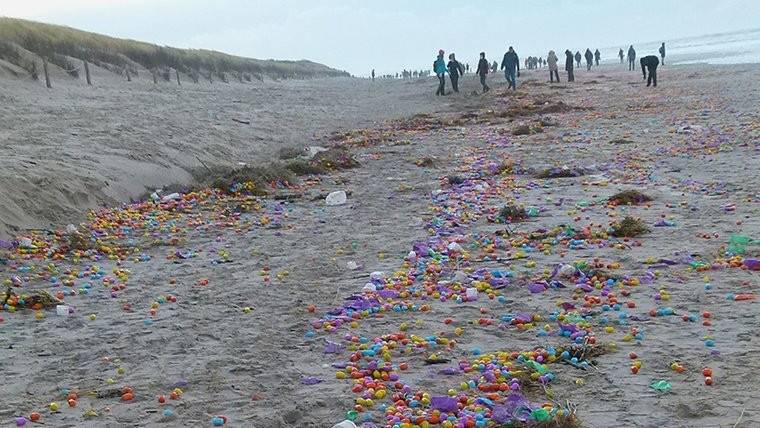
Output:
[0,71,439,237]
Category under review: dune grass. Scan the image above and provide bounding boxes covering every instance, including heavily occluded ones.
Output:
[0,17,348,79]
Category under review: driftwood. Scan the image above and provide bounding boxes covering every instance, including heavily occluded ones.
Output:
[231,118,250,125]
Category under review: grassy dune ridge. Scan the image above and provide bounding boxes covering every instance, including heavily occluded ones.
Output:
[0,17,349,80]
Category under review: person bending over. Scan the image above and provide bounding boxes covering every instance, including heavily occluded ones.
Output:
[640,55,659,87]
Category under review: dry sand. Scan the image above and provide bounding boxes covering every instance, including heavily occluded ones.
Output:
[1,63,760,428]
[0,66,441,237]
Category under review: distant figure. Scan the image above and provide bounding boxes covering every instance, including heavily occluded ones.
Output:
[476,52,491,93]
[501,46,520,90]
[627,45,636,71]
[584,49,593,70]
[619,48,624,64]
[433,49,447,96]
[594,49,601,66]
[640,55,659,87]
[547,50,559,83]
[447,53,464,93]
[539,57,544,68]
[659,43,666,65]
[371,69,375,81]
[491,60,498,73]
[575,51,582,68]
[465,63,470,73]
[565,49,575,82]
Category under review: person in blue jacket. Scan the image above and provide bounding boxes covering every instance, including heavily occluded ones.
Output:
[433,50,447,96]
[500,46,520,90]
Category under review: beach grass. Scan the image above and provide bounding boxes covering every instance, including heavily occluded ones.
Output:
[0,17,349,79]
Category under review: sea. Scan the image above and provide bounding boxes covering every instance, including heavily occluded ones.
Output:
[600,27,760,65]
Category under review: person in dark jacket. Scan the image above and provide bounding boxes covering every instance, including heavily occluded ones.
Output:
[619,48,624,64]
[447,53,464,93]
[659,43,666,65]
[594,49,601,66]
[575,51,581,68]
[433,50,447,95]
[640,55,659,87]
[627,45,636,71]
[475,52,490,92]
[501,46,520,90]
[565,49,575,82]
[584,49,593,70]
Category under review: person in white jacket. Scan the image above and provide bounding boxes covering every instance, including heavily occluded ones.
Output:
[547,50,559,83]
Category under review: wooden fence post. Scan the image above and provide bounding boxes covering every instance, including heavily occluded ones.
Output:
[42,59,51,88]
[152,69,158,84]
[126,69,131,81]
[175,69,181,86]
[84,60,92,85]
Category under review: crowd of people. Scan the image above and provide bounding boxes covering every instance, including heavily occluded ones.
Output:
[418,42,666,95]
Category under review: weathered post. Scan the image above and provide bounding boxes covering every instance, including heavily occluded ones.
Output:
[125,69,131,81]
[152,68,158,84]
[84,60,92,85]
[175,69,181,86]
[42,58,51,88]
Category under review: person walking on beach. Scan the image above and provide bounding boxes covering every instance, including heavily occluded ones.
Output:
[659,42,666,65]
[627,45,636,71]
[640,55,659,87]
[547,50,560,83]
[574,51,582,68]
[584,49,593,71]
[594,49,601,66]
[433,50,447,95]
[501,47,520,90]
[565,49,575,82]
[619,48,624,64]
[501,46,520,90]
[476,52,491,92]
[447,53,465,93]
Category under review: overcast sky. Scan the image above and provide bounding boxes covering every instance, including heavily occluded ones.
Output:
[1,0,758,75]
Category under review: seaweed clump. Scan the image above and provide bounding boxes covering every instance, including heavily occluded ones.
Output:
[608,190,652,206]
[611,216,650,237]
[498,205,528,223]
[535,167,585,179]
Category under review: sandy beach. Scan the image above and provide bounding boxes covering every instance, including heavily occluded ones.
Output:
[1,62,760,428]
